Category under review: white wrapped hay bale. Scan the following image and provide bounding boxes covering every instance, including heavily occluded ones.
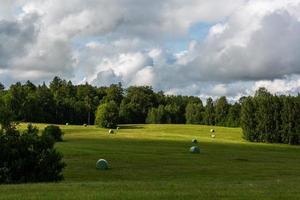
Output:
[190,146,200,153]
[108,129,114,134]
[211,134,216,138]
[96,159,109,170]
[66,123,69,126]
[192,139,198,144]
[210,129,215,133]
[83,124,87,127]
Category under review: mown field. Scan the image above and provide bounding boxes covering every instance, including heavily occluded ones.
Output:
[1,124,300,200]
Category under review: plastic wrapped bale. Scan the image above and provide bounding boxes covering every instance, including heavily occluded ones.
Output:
[211,134,216,138]
[192,139,198,143]
[210,129,215,133]
[108,129,114,134]
[116,127,120,130]
[96,159,109,170]
[190,146,200,153]
[66,123,69,126]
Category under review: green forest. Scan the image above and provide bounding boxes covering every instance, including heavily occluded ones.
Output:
[0,77,299,144]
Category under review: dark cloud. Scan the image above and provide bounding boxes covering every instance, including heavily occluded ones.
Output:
[0,14,38,68]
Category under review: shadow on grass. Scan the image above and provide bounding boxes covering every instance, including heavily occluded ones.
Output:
[118,125,145,129]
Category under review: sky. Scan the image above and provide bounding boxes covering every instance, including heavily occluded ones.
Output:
[1,0,300,100]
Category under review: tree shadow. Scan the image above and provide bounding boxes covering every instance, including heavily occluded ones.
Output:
[118,125,145,129]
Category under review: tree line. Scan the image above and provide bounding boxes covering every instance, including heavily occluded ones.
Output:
[241,88,300,145]
[1,77,299,145]
[0,77,241,127]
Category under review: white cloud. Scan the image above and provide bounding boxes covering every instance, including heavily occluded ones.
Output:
[1,0,300,100]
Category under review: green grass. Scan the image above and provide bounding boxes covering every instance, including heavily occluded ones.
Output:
[1,124,300,199]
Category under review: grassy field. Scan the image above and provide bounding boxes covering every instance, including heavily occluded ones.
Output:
[1,124,300,200]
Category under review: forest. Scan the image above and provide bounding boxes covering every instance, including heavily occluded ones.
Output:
[0,77,299,144]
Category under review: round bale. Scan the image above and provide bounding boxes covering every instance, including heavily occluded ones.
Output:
[66,123,69,126]
[96,159,109,170]
[108,129,114,134]
[210,129,215,133]
[83,124,87,127]
[192,139,198,143]
[211,134,216,138]
[190,146,200,153]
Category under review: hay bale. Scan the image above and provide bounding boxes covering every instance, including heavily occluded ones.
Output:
[66,123,69,126]
[211,134,216,138]
[83,124,87,127]
[96,159,109,170]
[192,139,198,143]
[210,129,215,133]
[190,146,200,153]
[108,129,114,134]
[116,127,120,130]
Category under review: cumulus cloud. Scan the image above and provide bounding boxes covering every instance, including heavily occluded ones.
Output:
[1,0,300,99]
[0,13,38,68]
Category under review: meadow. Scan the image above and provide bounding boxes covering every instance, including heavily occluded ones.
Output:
[1,124,300,200]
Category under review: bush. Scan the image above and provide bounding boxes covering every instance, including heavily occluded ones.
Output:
[95,101,119,128]
[0,124,66,184]
[43,125,64,142]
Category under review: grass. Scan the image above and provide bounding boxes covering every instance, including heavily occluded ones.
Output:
[1,124,300,199]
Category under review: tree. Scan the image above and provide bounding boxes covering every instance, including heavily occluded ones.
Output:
[146,105,166,124]
[241,97,257,141]
[103,83,123,105]
[226,103,241,127]
[215,96,229,126]
[0,119,65,183]
[204,98,215,125]
[95,101,119,128]
[281,96,300,144]
[164,104,181,123]
[0,98,14,131]
[119,86,156,124]
[0,82,4,92]
[185,103,203,124]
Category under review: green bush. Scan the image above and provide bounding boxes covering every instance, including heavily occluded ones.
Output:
[0,124,66,184]
[95,101,119,128]
[43,125,64,142]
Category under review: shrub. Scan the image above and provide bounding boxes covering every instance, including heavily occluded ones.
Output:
[95,101,119,128]
[43,125,64,142]
[0,124,66,184]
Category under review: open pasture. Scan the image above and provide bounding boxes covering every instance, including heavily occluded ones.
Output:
[1,124,300,200]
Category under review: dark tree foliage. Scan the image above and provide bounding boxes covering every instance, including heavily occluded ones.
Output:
[215,96,229,126]
[204,98,215,125]
[226,103,241,127]
[43,125,64,142]
[0,77,241,127]
[185,103,203,124]
[0,83,4,92]
[119,86,158,124]
[0,122,66,184]
[146,105,166,124]
[241,87,300,145]
[9,78,300,146]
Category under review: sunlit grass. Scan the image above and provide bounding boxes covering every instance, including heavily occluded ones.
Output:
[1,124,300,199]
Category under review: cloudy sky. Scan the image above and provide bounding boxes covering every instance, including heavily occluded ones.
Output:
[1,0,300,100]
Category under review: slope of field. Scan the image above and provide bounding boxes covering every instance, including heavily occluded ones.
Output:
[1,124,300,200]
